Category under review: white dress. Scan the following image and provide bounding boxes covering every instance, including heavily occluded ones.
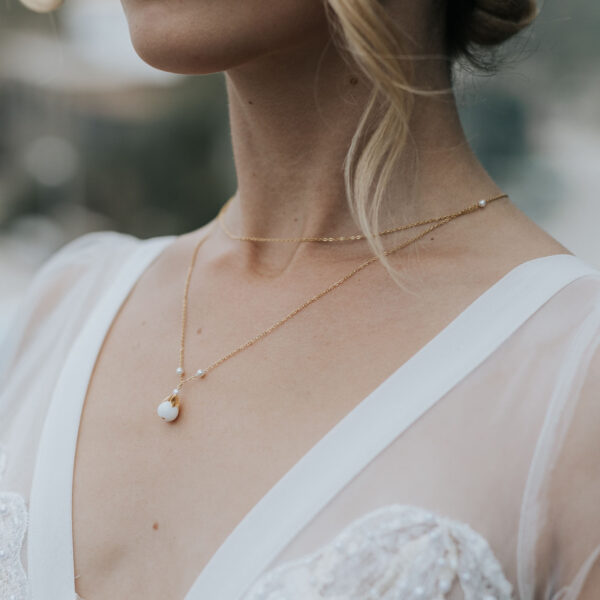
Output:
[1,230,600,600]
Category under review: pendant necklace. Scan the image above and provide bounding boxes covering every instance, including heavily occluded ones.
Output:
[157,192,508,422]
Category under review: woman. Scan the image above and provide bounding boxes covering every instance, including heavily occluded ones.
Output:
[1,0,599,599]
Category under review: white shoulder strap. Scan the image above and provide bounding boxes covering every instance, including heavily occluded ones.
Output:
[185,254,600,600]
[28,235,175,600]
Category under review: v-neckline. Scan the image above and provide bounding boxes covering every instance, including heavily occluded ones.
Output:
[24,234,598,600]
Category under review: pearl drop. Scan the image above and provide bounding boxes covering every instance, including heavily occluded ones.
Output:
[478,199,487,208]
[157,400,179,422]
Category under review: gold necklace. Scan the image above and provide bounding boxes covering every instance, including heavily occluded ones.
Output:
[218,193,509,243]
[157,192,508,422]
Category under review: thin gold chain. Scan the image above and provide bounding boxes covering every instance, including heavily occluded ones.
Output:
[218,192,509,243]
[174,192,508,391]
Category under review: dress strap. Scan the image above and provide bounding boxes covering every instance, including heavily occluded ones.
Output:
[27,234,175,600]
[184,254,600,600]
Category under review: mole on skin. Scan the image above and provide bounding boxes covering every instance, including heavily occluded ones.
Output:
[152,522,159,530]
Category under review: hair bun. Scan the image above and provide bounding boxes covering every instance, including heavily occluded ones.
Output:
[468,0,539,46]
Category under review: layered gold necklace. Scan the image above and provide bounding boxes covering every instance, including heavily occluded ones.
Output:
[157,192,508,422]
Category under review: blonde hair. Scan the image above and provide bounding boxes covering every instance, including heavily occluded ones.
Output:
[324,0,539,288]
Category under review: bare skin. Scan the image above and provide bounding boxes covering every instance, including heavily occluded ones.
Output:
[72,1,571,598]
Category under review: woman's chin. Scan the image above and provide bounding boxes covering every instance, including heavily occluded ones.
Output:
[120,0,329,75]
[127,24,235,75]
[129,38,224,76]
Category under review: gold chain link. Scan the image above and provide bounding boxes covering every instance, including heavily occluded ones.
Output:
[218,192,508,243]
[174,192,508,391]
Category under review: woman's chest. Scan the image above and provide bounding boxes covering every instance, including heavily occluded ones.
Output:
[70,279,460,599]
[68,247,528,600]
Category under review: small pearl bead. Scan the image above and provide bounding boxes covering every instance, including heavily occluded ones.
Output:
[438,577,453,593]
[176,367,184,375]
[0,504,7,514]
[478,199,487,208]
[196,369,205,377]
[172,388,179,396]
[414,586,425,596]
[157,400,179,422]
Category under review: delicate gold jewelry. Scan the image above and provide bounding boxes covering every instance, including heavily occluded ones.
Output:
[218,193,509,243]
[157,192,508,422]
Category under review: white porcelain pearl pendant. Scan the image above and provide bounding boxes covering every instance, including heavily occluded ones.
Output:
[157,389,180,422]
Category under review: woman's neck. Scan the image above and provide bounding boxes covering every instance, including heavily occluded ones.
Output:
[218,21,504,273]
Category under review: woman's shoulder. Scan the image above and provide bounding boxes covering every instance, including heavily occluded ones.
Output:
[521,284,600,598]
[20,228,175,303]
[36,229,140,273]
[478,205,600,311]
[0,229,154,387]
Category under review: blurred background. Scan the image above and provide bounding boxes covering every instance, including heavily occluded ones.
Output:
[0,0,599,338]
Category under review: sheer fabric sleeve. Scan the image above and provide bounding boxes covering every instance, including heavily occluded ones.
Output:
[517,298,600,600]
[0,230,137,495]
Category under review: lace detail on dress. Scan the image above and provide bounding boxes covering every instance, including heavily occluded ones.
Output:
[243,505,514,600]
[0,492,29,600]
